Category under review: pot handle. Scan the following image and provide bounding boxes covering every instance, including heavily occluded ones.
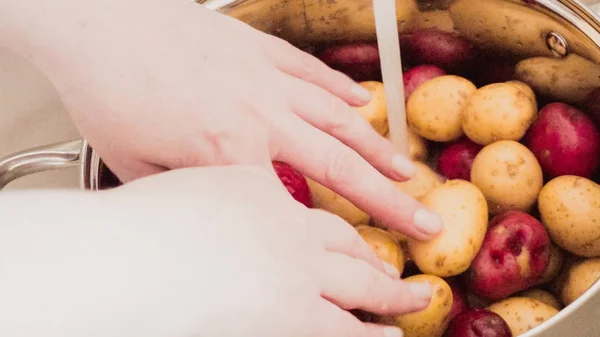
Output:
[0,140,83,190]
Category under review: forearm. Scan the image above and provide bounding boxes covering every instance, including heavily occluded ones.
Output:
[0,189,210,337]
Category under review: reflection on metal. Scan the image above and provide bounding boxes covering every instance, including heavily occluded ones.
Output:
[546,31,570,57]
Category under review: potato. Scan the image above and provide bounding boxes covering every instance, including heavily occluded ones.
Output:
[412,10,456,33]
[395,161,445,201]
[537,244,565,285]
[445,309,512,337]
[354,81,388,135]
[408,180,488,277]
[437,137,483,181]
[403,65,446,102]
[487,297,559,336]
[317,43,381,82]
[388,128,430,162]
[272,161,312,208]
[538,176,600,257]
[515,54,600,104]
[506,80,536,104]
[462,82,537,145]
[471,140,544,215]
[306,178,369,226]
[401,29,477,71]
[355,225,405,274]
[379,274,453,337]
[519,289,563,310]
[407,75,477,142]
[467,210,552,301]
[524,102,600,179]
[556,258,600,306]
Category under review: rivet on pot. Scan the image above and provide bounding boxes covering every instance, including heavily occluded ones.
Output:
[546,32,569,58]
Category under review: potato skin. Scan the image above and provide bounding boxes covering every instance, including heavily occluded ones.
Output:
[354,81,388,136]
[379,275,453,337]
[395,161,445,201]
[306,179,369,226]
[515,54,600,104]
[471,140,544,215]
[408,180,488,277]
[556,258,600,306]
[462,82,537,145]
[519,289,563,310]
[389,129,430,162]
[407,75,477,142]
[487,297,558,336]
[537,244,565,285]
[538,176,600,257]
[356,225,405,274]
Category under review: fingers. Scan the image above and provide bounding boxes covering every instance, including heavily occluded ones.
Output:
[285,76,416,182]
[310,209,399,279]
[275,120,443,241]
[318,252,432,315]
[257,33,372,107]
[314,300,404,337]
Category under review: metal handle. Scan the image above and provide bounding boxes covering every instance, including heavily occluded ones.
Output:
[0,140,83,190]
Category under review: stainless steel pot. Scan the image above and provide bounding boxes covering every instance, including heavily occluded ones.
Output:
[1,0,600,335]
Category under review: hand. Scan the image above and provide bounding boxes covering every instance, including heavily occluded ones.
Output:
[0,166,432,337]
[0,0,443,240]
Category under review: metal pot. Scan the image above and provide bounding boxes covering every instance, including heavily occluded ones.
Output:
[1,0,600,335]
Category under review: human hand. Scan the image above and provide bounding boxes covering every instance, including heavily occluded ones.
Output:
[0,0,443,240]
[0,166,432,337]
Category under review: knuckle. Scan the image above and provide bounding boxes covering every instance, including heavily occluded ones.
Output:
[323,147,356,187]
[322,97,356,133]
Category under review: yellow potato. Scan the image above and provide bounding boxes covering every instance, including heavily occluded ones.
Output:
[379,275,453,337]
[487,297,559,336]
[385,128,430,162]
[537,244,565,285]
[556,258,600,306]
[462,83,537,145]
[356,225,405,274]
[506,80,537,106]
[515,54,600,104]
[407,75,477,142]
[395,161,445,201]
[355,81,388,136]
[519,289,563,310]
[306,179,370,226]
[471,140,544,215]
[408,180,488,277]
[412,9,456,33]
[538,176,600,257]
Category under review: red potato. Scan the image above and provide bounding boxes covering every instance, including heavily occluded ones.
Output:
[444,309,512,337]
[401,29,477,71]
[316,43,381,82]
[524,102,600,179]
[272,161,312,208]
[583,87,600,127]
[403,64,447,101]
[437,137,483,181]
[446,277,469,320]
[467,210,551,301]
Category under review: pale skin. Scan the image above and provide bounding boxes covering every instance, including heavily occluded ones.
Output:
[0,0,444,336]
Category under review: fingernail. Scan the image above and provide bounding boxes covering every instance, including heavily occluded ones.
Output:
[392,154,416,179]
[408,282,433,301]
[383,326,404,337]
[383,262,400,279]
[413,209,444,235]
[352,83,372,103]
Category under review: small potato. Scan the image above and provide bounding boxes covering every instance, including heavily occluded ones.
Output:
[462,82,537,145]
[412,10,456,33]
[354,81,388,136]
[355,225,405,274]
[306,179,369,226]
[506,80,536,104]
[471,140,544,215]
[515,54,600,104]
[408,180,488,277]
[379,274,453,337]
[407,75,477,142]
[537,244,565,285]
[487,297,559,336]
[556,258,600,306]
[395,161,445,201]
[538,176,600,257]
[519,289,563,310]
[387,128,429,162]
[401,29,477,71]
